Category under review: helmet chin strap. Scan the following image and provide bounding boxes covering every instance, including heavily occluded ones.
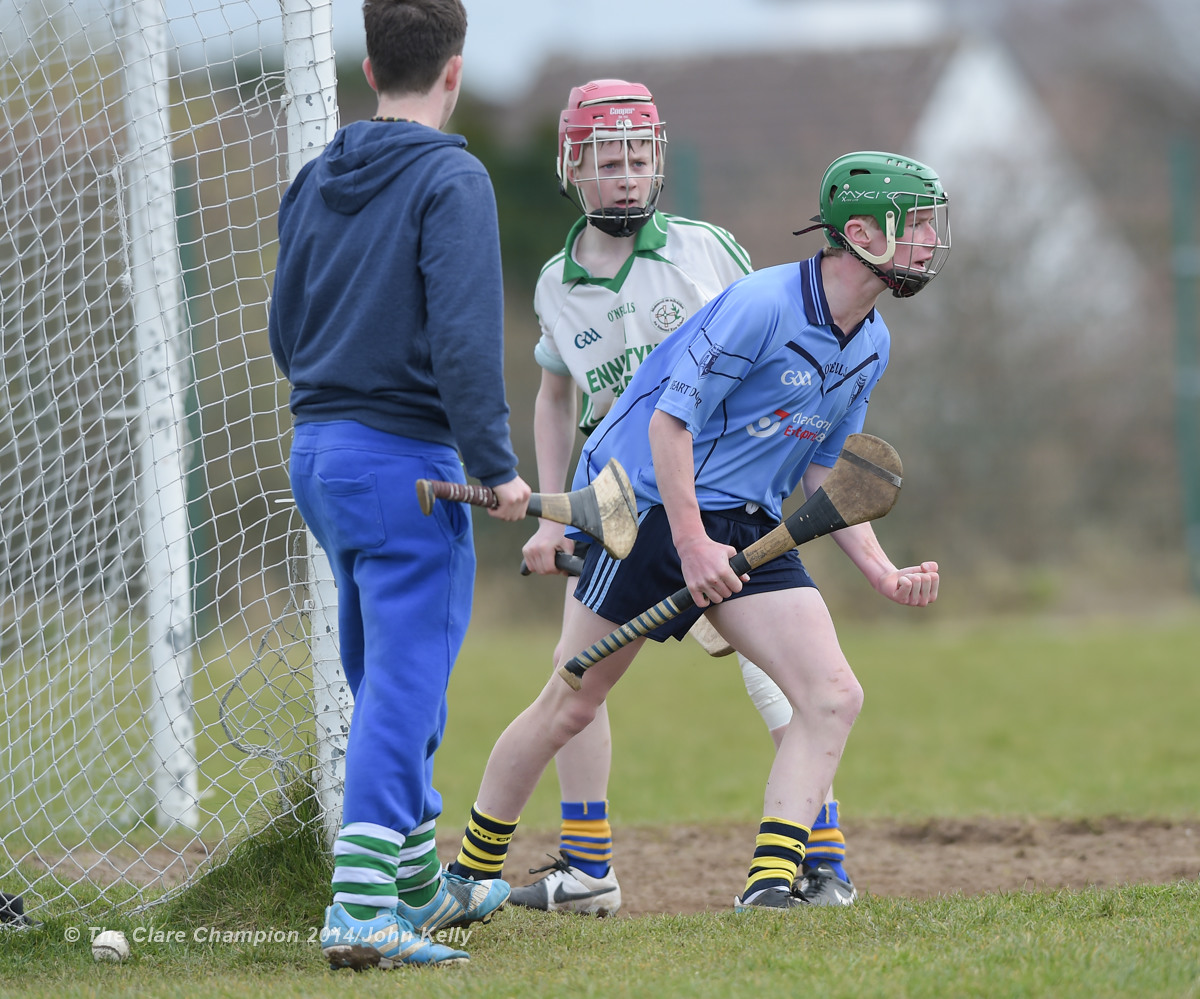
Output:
[847,210,897,266]
[793,214,927,299]
[585,207,654,238]
[847,212,932,298]
[792,213,896,266]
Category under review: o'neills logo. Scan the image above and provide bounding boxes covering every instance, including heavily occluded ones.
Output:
[651,297,685,332]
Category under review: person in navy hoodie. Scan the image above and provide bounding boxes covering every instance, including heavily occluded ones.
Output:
[268,0,530,971]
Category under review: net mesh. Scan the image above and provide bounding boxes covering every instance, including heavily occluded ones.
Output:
[0,0,334,913]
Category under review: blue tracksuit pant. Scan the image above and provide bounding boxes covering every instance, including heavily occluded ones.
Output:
[289,420,475,836]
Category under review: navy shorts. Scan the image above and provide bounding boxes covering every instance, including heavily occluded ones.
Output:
[573,504,816,642]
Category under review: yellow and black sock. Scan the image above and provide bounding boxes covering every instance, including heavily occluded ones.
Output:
[743,816,810,900]
[560,800,612,878]
[804,800,848,880]
[448,803,518,879]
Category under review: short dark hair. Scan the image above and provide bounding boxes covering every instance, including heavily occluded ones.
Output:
[362,0,467,96]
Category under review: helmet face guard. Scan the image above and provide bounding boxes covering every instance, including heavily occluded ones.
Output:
[797,151,951,298]
[557,79,667,238]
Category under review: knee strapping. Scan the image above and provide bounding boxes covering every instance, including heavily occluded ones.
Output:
[739,654,793,732]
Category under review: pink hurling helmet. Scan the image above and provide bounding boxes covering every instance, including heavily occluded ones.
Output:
[556,79,667,237]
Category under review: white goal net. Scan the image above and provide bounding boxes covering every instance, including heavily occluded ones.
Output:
[0,0,345,914]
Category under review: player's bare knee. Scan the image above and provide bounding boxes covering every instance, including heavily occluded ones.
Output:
[555,696,599,739]
[790,676,863,731]
[839,677,865,723]
[820,679,864,732]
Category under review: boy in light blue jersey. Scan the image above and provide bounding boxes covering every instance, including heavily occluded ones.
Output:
[452,151,950,910]
[573,253,889,523]
[497,79,858,916]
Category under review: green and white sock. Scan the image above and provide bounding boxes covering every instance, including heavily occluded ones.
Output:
[395,819,441,907]
[331,822,402,919]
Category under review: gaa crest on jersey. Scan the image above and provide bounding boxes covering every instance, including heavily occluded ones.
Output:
[574,327,603,348]
[651,297,686,332]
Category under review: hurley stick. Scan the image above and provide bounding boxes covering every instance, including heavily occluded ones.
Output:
[416,457,639,561]
[556,434,903,690]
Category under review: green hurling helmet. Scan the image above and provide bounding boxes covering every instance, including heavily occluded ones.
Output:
[800,151,951,298]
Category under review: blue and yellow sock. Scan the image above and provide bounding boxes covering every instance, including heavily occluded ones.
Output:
[560,800,612,878]
[804,800,848,881]
[331,821,402,919]
[743,816,809,898]
[449,803,518,879]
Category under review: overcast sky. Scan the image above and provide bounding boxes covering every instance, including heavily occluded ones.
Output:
[331,0,949,100]
[40,0,1195,101]
[141,0,1197,103]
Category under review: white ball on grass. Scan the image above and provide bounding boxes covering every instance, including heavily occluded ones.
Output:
[91,929,130,963]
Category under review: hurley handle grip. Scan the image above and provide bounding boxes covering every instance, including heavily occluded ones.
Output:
[557,543,770,688]
[416,478,498,514]
[520,552,586,576]
[557,585,695,690]
[416,479,549,519]
[554,507,830,690]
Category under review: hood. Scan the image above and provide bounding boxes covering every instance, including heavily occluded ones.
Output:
[316,121,467,215]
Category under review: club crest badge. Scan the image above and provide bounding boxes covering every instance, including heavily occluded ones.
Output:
[651,297,686,332]
[697,343,723,375]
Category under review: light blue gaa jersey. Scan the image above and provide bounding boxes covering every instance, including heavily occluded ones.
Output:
[573,252,891,523]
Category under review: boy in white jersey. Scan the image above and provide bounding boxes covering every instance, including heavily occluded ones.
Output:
[492,79,858,912]
[452,150,949,910]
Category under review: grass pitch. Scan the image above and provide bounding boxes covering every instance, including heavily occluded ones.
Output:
[2,608,1198,997]
[5,882,1200,998]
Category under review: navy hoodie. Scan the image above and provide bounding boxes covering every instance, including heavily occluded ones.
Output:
[268,120,518,487]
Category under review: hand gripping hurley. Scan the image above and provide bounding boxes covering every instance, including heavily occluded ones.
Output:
[416,457,639,561]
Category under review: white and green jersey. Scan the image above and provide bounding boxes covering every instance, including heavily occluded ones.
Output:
[534,211,752,431]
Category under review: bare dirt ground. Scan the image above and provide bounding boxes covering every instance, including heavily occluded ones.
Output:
[30,816,1200,916]
[484,817,1200,916]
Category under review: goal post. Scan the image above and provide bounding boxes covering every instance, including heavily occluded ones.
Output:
[0,0,346,913]
[278,0,349,849]
[121,0,198,833]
